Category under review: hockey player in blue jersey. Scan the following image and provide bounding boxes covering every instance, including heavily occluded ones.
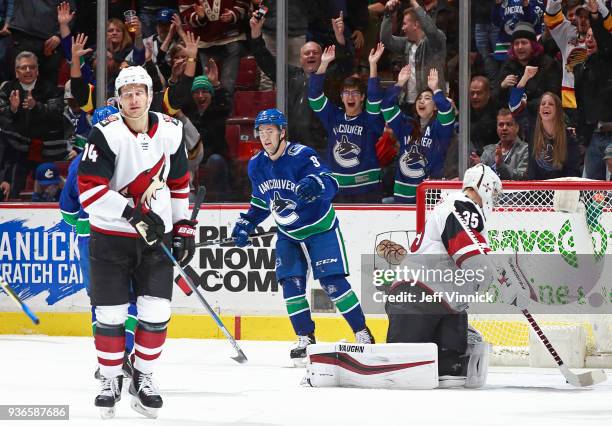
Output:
[381,66,455,203]
[231,108,375,364]
[308,43,385,202]
[60,105,137,378]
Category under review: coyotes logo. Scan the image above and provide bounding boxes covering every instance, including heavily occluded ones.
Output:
[120,155,166,210]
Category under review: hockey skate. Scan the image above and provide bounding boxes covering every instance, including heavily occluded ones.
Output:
[129,369,163,419]
[94,375,123,419]
[355,327,375,344]
[290,333,315,367]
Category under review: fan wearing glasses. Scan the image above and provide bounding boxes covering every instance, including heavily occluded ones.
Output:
[308,42,386,203]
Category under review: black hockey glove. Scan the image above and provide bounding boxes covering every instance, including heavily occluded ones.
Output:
[172,219,198,267]
[123,205,165,246]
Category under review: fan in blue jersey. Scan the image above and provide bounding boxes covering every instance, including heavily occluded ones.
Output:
[231,108,375,365]
[308,44,385,202]
[60,105,137,379]
[381,67,456,203]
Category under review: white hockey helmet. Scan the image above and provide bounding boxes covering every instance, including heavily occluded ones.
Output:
[462,164,502,218]
[114,66,153,105]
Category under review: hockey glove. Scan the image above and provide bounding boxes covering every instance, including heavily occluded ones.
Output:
[172,219,198,267]
[123,205,165,246]
[231,218,253,247]
[296,175,324,203]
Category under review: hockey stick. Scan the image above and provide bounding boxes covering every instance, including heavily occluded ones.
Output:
[450,208,606,387]
[194,230,276,248]
[0,276,40,325]
[160,187,248,364]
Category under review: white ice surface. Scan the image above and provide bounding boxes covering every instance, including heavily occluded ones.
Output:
[1,335,611,426]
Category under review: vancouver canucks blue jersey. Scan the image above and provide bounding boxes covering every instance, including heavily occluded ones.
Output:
[59,153,90,239]
[382,85,455,203]
[308,73,384,195]
[243,142,340,241]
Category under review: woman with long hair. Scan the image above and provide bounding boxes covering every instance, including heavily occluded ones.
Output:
[528,92,581,179]
[381,67,455,203]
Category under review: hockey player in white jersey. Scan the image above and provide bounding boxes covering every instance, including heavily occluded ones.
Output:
[386,164,511,388]
[78,66,194,418]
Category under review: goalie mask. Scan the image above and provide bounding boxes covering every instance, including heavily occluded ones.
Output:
[115,66,153,119]
[462,164,502,219]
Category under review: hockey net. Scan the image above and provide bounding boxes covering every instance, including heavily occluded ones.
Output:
[416,179,612,366]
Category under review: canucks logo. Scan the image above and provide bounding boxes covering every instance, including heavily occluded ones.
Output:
[333,135,361,168]
[271,191,299,226]
[399,144,427,179]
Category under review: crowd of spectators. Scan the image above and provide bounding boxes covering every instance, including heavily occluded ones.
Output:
[0,0,611,204]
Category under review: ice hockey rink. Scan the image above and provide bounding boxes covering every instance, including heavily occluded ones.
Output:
[1,335,611,426]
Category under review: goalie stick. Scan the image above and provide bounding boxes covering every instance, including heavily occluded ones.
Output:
[0,276,40,325]
[450,208,606,387]
[161,187,248,364]
[194,230,276,248]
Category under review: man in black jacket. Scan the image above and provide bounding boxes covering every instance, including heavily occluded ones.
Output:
[469,76,500,154]
[9,0,76,86]
[0,51,64,198]
[574,2,612,180]
[248,9,353,156]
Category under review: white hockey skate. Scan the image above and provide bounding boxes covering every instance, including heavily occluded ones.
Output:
[290,333,315,367]
[355,327,375,344]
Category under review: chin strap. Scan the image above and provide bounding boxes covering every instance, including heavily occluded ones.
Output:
[268,134,287,158]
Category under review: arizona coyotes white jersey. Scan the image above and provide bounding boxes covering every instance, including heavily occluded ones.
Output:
[406,192,491,311]
[411,192,490,264]
[78,112,190,237]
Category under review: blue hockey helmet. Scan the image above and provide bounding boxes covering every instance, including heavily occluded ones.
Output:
[254,108,287,137]
[92,105,119,126]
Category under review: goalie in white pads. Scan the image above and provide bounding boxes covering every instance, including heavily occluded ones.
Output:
[385,164,518,388]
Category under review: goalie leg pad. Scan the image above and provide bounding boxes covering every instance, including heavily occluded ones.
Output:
[305,342,439,390]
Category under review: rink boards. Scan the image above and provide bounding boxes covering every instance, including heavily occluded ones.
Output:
[1,202,612,342]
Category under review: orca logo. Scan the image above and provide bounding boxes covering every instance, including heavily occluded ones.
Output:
[399,144,427,179]
[333,135,361,168]
[288,144,305,156]
[271,191,299,226]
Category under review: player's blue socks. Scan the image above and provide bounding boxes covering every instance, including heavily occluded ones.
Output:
[319,275,366,333]
[281,277,315,336]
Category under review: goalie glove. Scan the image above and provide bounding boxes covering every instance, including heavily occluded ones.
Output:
[123,205,165,246]
[296,175,325,203]
[172,219,198,267]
